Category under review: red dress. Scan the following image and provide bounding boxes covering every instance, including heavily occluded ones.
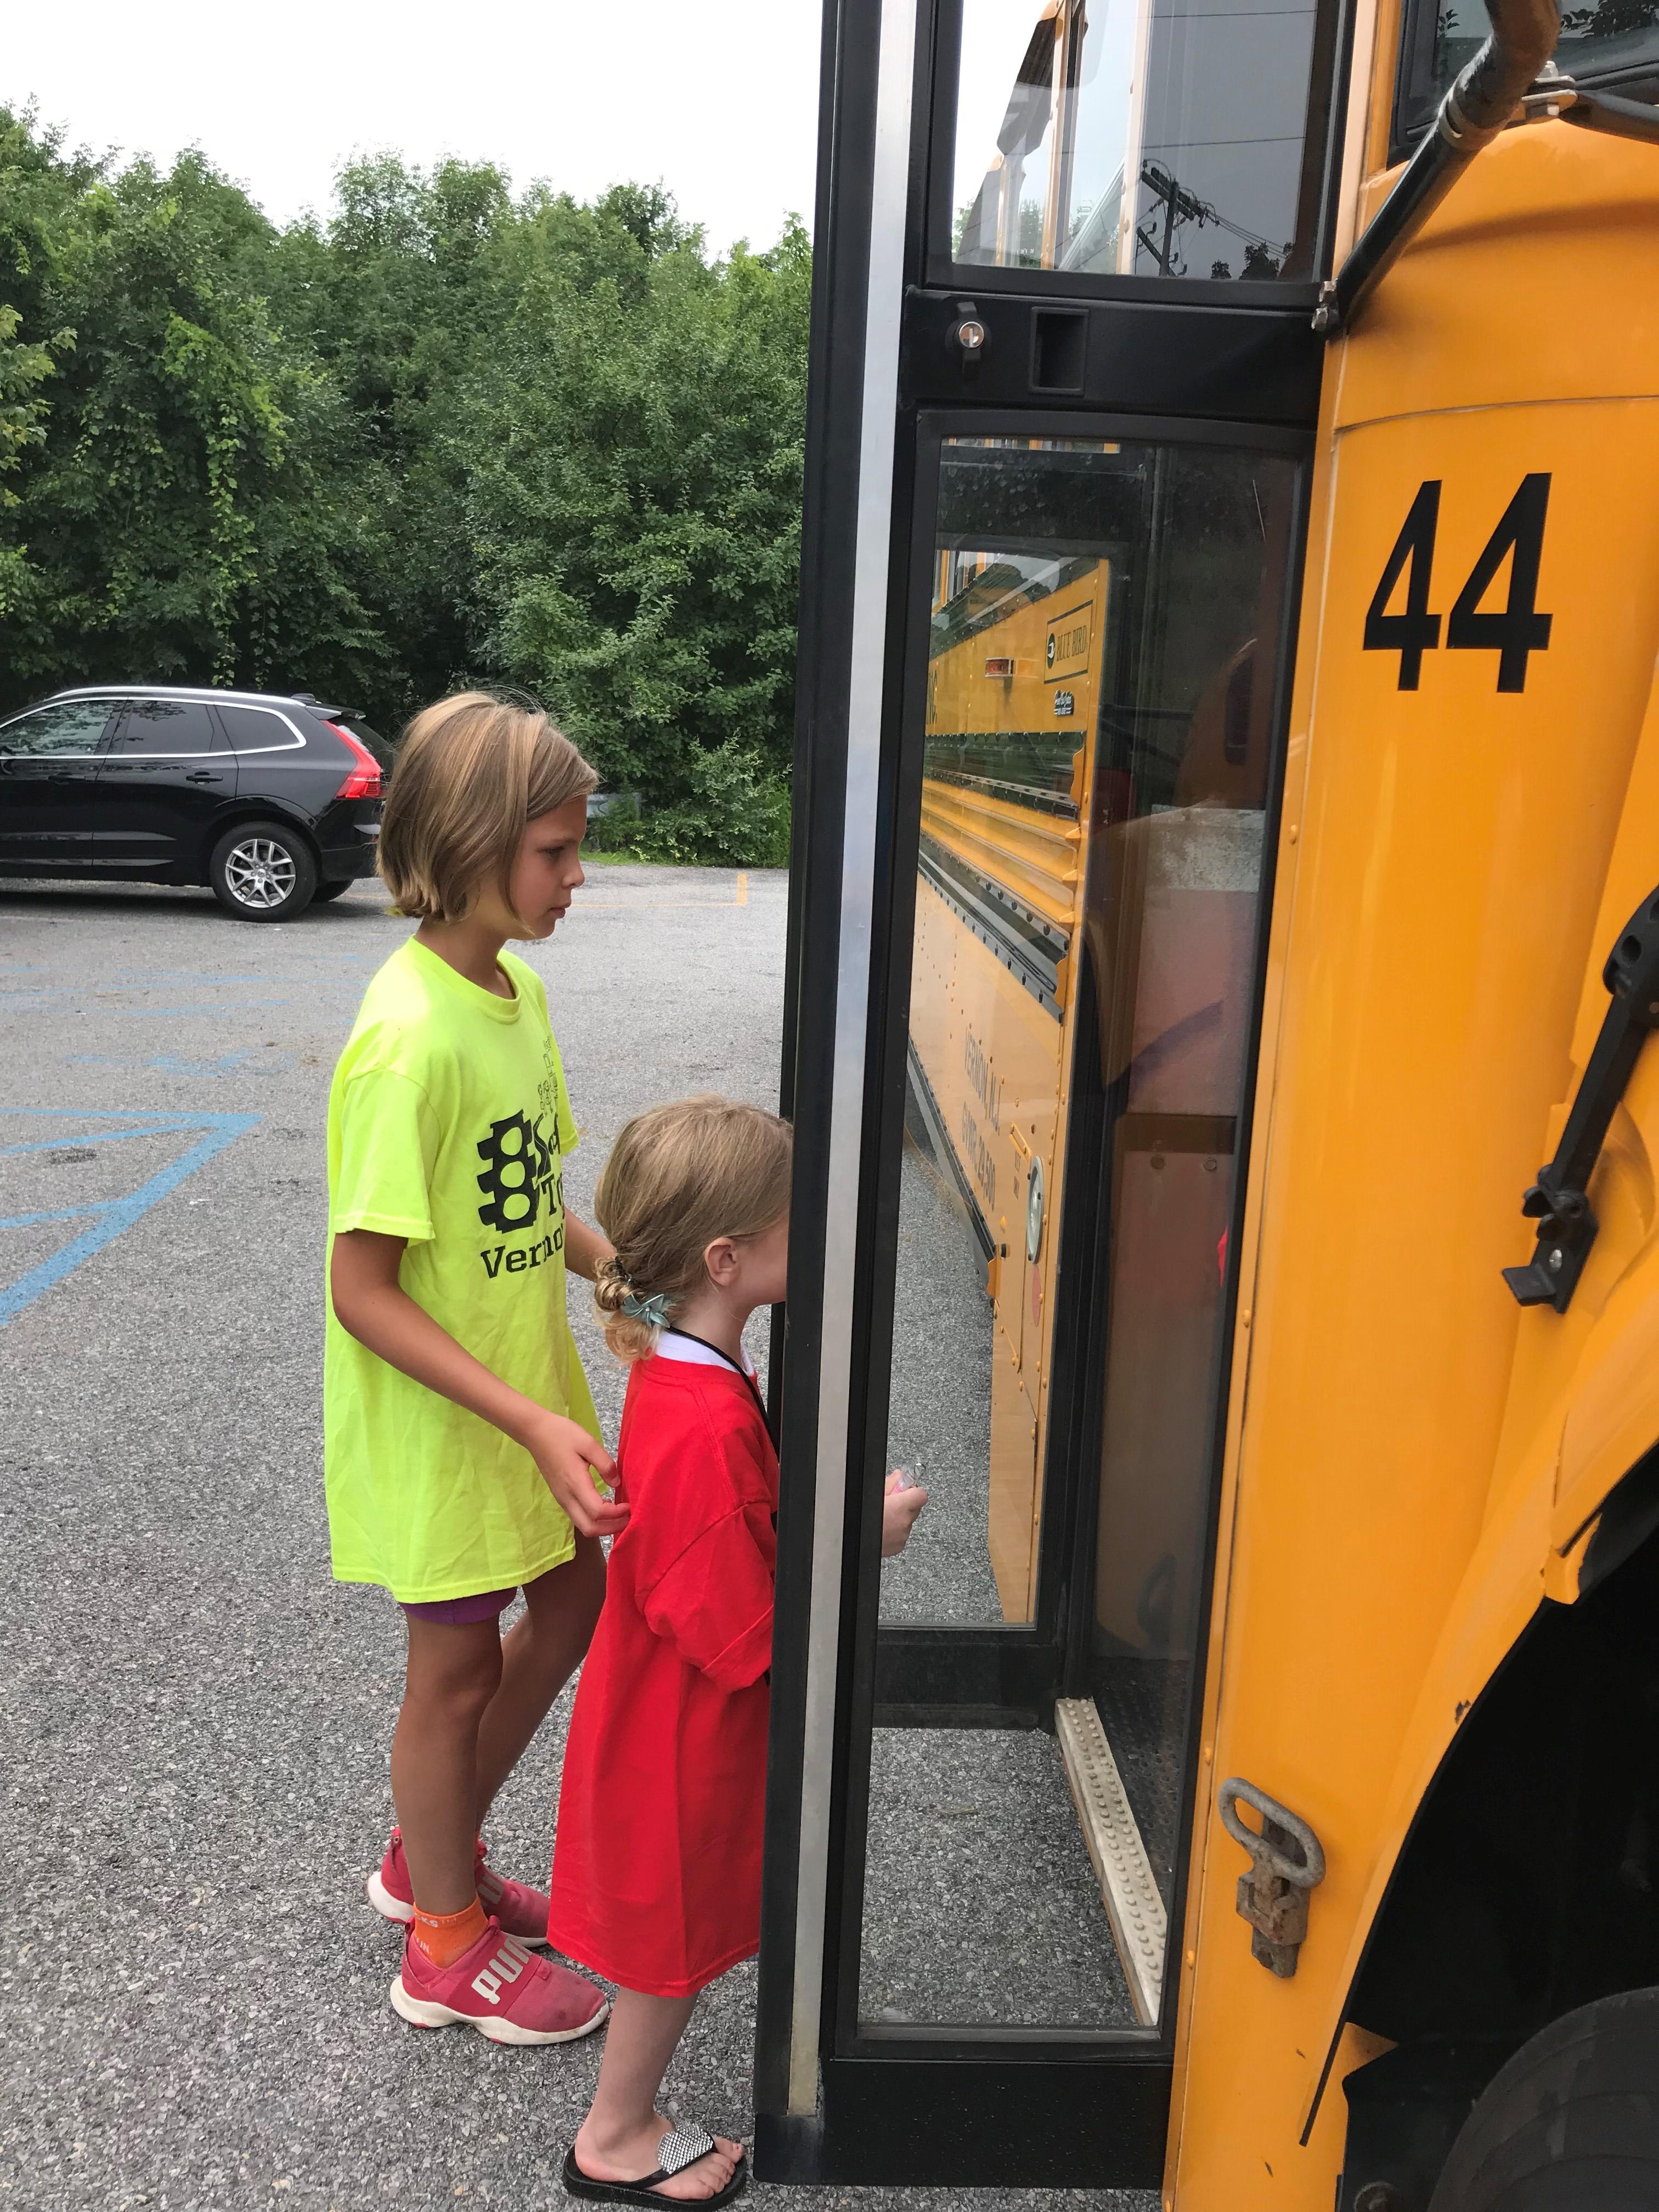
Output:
[546,1348,777,1997]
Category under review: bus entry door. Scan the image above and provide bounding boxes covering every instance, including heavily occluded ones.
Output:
[757,0,1339,2185]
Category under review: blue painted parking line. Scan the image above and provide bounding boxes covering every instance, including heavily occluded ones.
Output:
[62,1050,287,1078]
[0,1109,261,1325]
[0,1120,207,1157]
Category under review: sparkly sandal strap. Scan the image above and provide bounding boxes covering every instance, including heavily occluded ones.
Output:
[648,2122,717,2181]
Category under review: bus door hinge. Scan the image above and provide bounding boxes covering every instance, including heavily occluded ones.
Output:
[1504,882,1659,1314]
[1218,1778,1326,1977]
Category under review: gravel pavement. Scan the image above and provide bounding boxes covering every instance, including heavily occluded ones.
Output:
[0,866,1156,2212]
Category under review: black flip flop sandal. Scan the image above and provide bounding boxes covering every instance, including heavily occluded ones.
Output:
[562,2121,748,2205]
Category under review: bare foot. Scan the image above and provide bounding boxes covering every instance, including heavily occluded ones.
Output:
[573,2112,743,2201]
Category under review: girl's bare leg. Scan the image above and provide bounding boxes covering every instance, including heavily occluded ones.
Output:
[472,1537,605,1825]
[573,1989,743,2202]
[391,1616,503,1915]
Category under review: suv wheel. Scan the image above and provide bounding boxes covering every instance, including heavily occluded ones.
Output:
[209,821,318,921]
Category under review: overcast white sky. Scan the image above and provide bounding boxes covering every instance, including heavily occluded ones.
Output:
[6,0,824,254]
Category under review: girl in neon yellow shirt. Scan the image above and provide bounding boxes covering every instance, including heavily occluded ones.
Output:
[326,691,623,2045]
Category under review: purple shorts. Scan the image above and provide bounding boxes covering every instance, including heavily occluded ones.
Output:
[403,1585,517,1625]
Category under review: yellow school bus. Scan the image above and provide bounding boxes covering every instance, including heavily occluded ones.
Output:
[756,0,1659,2205]
[907,543,1107,1617]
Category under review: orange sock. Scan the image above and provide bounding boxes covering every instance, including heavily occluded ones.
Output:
[412,1897,488,1968]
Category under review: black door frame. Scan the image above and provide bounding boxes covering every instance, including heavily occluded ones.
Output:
[757,0,1337,2185]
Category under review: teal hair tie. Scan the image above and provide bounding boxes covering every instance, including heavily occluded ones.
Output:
[621,1289,672,1329]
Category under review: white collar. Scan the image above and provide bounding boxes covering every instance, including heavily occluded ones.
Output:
[655,1328,758,1380]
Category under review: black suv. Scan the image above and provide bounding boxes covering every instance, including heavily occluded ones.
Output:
[0,685,389,921]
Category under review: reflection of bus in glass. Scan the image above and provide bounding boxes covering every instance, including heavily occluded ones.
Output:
[906,537,1105,1621]
[908,450,1277,1651]
[952,0,1331,281]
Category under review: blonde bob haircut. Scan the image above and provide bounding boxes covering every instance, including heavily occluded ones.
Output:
[377,690,597,924]
[592,1095,793,1363]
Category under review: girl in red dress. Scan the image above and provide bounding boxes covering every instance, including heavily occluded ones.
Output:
[549,1097,926,2206]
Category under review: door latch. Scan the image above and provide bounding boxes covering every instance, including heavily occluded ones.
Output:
[1504,882,1659,1314]
[1218,1777,1325,1977]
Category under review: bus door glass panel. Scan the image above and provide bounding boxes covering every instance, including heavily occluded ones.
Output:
[951,0,1331,281]
[93,699,228,867]
[861,432,1294,2032]
[1084,618,1273,1914]
[0,701,115,867]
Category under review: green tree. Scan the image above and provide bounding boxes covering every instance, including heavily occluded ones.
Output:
[0,117,381,700]
[459,196,810,862]
[0,303,58,619]
[0,112,810,862]
[0,110,85,629]
[266,155,523,719]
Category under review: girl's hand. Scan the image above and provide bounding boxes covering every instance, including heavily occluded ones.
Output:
[882,1471,928,1558]
[528,1412,627,1538]
[330,1232,625,1535]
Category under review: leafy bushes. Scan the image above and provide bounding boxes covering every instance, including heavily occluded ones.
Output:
[584,741,792,868]
[0,113,808,864]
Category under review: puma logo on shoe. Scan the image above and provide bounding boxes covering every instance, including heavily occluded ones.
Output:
[390,1920,606,2042]
[470,1933,534,2004]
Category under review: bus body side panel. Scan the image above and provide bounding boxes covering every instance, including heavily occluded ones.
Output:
[1300,650,1659,2119]
[1166,125,1659,2211]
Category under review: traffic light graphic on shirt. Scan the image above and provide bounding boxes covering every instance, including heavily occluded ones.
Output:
[475,1110,557,1233]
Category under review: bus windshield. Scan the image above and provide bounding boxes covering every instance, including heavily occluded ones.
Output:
[1405,0,1659,142]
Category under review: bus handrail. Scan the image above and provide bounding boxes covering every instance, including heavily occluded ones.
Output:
[1317,0,1561,336]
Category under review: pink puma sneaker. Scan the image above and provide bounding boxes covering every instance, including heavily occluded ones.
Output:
[366,1828,551,1946]
[390,1919,609,2045]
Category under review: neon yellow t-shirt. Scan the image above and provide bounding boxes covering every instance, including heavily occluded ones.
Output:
[323,935,601,1602]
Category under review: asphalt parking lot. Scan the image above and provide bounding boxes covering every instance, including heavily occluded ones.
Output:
[0,866,1154,2212]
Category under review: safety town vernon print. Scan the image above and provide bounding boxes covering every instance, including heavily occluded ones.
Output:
[475,1047,567,1281]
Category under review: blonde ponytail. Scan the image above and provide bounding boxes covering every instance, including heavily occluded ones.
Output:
[592,1251,661,1364]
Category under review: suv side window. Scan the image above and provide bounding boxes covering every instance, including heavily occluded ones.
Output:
[217,703,304,753]
[0,701,115,757]
[104,700,219,757]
